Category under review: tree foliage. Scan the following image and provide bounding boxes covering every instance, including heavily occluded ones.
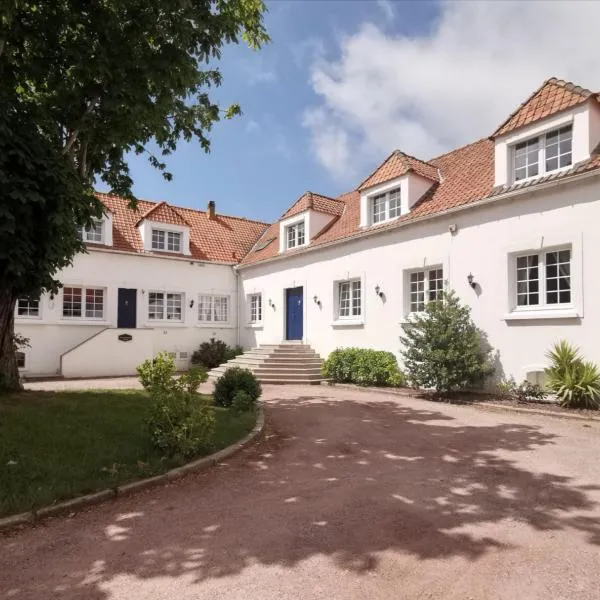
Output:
[400,290,494,395]
[0,0,268,389]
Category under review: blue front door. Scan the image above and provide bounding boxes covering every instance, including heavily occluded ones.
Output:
[286,287,304,340]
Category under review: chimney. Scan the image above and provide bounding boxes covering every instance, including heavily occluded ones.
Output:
[207,200,216,219]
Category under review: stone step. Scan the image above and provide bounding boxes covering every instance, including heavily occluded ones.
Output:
[257,345,315,352]
[261,358,323,366]
[259,378,322,385]
[254,367,323,376]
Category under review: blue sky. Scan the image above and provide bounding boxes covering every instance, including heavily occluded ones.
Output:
[98,1,600,223]
[98,0,438,223]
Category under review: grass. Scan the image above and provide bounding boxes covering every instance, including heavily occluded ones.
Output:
[0,389,257,518]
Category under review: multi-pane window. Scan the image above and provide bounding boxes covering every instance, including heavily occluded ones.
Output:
[286,221,306,249]
[198,295,229,322]
[16,296,40,318]
[513,125,572,182]
[16,352,26,369]
[409,268,444,313]
[371,187,401,224]
[151,229,182,252]
[338,279,362,318]
[148,292,183,321]
[62,286,105,319]
[80,219,104,243]
[516,248,571,308]
[249,293,262,323]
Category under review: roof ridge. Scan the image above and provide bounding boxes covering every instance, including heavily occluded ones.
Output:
[307,190,346,203]
[356,150,398,190]
[394,149,436,167]
[95,191,269,227]
[428,136,491,162]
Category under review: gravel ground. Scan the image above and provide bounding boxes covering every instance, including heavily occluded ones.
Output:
[2,384,600,599]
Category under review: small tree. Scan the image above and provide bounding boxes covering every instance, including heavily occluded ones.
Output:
[400,290,493,395]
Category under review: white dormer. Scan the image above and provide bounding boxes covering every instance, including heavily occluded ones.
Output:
[493,79,600,187]
[138,220,191,255]
[359,174,433,228]
[80,211,113,246]
[278,192,343,253]
[357,150,438,228]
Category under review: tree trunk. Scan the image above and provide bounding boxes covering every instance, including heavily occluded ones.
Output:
[0,289,21,391]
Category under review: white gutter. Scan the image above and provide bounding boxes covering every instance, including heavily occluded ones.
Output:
[87,246,237,267]
[237,168,600,271]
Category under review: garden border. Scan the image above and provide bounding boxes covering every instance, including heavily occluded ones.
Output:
[0,400,265,534]
[322,382,600,422]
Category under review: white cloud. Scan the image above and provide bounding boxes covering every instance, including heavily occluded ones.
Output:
[303,0,600,181]
[376,0,394,22]
[245,119,260,133]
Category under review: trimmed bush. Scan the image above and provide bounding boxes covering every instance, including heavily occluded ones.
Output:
[400,290,494,395]
[213,367,262,408]
[322,348,405,387]
[545,341,600,409]
[177,365,208,394]
[231,389,256,414]
[192,338,244,369]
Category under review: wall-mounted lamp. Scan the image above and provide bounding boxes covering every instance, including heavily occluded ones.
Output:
[268,298,273,307]
[141,289,146,295]
[467,273,476,289]
[313,295,321,307]
[375,284,384,298]
[189,299,195,308]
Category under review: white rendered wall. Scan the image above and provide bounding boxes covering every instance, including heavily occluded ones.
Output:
[240,174,600,382]
[15,251,238,377]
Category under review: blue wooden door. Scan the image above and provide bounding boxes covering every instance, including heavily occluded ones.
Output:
[286,287,303,340]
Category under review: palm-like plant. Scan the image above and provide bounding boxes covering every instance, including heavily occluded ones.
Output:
[545,341,600,409]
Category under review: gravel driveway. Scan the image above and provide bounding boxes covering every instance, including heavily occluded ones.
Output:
[2,385,600,599]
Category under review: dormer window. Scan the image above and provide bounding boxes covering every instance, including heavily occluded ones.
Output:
[513,125,572,182]
[286,221,305,249]
[151,229,182,252]
[80,218,104,243]
[371,187,401,224]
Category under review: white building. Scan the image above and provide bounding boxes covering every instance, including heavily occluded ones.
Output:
[15,78,600,383]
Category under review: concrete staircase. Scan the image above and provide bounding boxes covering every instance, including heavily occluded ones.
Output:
[208,343,323,385]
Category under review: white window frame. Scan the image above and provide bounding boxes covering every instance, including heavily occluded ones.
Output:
[335,279,362,320]
[80,218,105,244]
[248,293,263,324]
[406,267,444,314]
[198,294,230,324]
[370,187,401,225]
[151,228,183,253]
[16,296,41,319]
[512,125,572,184]
[61,286,106,320]
[147,291,184,322]
[16,350,27,371]
[285,221,306,250]
[512,246,573,312]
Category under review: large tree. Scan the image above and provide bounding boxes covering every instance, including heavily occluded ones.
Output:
[0,0,268,390]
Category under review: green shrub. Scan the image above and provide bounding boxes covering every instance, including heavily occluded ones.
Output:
[400,290,494,395]
[496,376,547,403]
[213,367,262,408]
[545,341,600,409]
[147,390,216,458]
[192,338,243,369]
[225,345,244,362]
[177,366,208,394]
[322,348,405,387]
[137,352,176,393]
[231,389,256,413]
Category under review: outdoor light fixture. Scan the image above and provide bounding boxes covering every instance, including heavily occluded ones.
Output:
[313,295,321,307]
[467,273,476,289]
[268,298,273,307]
[375,285,383,298]
[189,299,195,308]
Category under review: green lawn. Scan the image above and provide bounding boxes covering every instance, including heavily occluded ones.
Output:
[0,389,256,517]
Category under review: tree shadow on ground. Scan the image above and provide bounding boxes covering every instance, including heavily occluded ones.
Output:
[2,391,600,599]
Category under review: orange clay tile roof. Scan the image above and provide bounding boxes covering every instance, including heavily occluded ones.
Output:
[492,78,596,138]
[135,201,190,227]
[94,193,268,264]
[282,191,345,219]
[358,150,440,191]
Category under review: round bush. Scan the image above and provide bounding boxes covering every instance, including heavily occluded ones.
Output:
[231,389,256,413]
[322,348,405,387]
[213,367,262,408]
